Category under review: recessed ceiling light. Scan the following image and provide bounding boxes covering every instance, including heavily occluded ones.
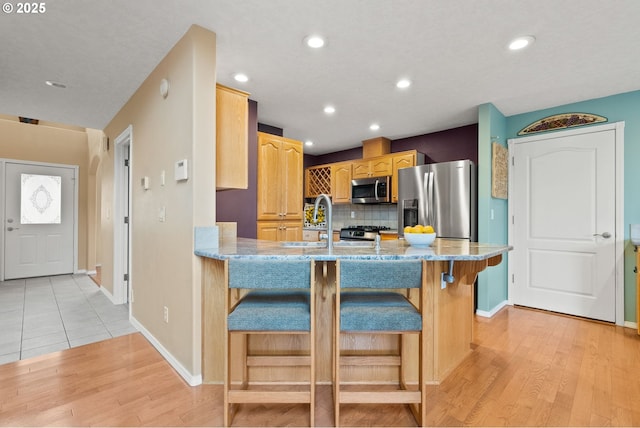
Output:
[45,80,66,88]
[324,105,335,114]
[304,35,325,49]
[509,36,535,51]
[305,140,314,146]
[369,123,380,131]
[233,73,249,83]
[396,79,411,89]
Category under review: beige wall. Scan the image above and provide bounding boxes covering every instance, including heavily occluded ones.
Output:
[0,117,92,272]
[102,25,216,378]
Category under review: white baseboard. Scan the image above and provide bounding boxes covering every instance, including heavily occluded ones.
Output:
[99,284,116,304]
[476,300,509,318]
[624,321,638,330]
[130,316,202,387]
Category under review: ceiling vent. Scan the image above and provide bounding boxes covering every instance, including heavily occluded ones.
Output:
[19,117,39,125]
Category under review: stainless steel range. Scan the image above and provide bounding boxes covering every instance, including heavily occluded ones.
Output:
[339,225,390,241]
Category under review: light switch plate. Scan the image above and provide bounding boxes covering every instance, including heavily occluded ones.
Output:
[175,159,188,181]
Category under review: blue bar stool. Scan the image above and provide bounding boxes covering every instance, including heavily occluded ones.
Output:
[224,259,316,427]
[334,259,427,426]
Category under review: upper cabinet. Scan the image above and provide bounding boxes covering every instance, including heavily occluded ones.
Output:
[216,84,249,190]
[257,132,304,221]
[351,157,393,179]
[304,150,423,204]
[391,152,417,203]
[331,162,352,204]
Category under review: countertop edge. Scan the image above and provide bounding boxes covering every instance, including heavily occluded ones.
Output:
[195,237,511,262]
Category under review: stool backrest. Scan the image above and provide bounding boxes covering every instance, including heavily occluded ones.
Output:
[228,259,312,289]
[338,260,423,289]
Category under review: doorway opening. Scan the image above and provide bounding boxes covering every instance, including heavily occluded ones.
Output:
[113,125,132,305]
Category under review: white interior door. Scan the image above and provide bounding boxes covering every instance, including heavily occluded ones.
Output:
[4,161,77,279]
[510,125,619,322]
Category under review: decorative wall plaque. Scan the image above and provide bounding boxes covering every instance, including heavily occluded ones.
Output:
[491,142,508,199]
[518,113,607,135]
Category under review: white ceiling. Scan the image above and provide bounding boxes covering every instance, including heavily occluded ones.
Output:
[1,0,639,155]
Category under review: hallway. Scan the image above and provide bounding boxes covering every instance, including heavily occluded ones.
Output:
[0,274,137,364]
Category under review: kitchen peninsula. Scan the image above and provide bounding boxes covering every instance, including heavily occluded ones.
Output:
[196,237,510,386]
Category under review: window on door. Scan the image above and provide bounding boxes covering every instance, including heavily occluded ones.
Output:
[20,173,62,224]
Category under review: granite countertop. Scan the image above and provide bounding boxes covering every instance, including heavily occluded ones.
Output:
[195,237,511,262]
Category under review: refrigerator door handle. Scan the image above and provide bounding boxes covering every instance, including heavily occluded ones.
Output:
[428,171,435,226]
[423,172,430,225]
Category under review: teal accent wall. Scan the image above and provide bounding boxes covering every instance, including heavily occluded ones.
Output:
[477,104,509,313]
[496,90,640,323]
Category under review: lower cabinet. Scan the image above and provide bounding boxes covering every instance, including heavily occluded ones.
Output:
[257,221,302,241]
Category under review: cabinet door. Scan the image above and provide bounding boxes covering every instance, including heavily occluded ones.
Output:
[392,152,416,202]
[216,84,249,190]
[257,135,282,220]
[282,221,303,241]
[256,221,280,241]
[352,160,371,179]
[331,162,352,204]
[370,157,393,177]
[281,140,304,220]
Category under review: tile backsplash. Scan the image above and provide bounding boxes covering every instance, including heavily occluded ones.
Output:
[330,203,398,230]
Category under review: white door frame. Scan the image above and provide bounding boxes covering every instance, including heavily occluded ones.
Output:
[507,121,625,325]
[113,125,132,305]
[0,158,79,280]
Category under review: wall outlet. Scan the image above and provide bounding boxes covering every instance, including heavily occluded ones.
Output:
[163,306,169,323]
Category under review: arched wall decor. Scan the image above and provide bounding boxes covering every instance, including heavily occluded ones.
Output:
[518,113,607,135]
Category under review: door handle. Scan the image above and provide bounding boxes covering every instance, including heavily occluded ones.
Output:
[593,232,611,238]
[7,227,20,231]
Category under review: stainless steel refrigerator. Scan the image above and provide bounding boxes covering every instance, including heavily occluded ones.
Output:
[397,160,477,241]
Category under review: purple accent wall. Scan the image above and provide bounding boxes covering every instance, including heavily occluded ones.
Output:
[304,123,478,166]
[258,122,283,136]
[216,99,259,238]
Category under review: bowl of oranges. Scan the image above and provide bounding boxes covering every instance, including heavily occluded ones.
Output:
[403,225,436,247]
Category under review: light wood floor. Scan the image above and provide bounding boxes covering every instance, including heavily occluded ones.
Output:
[1,305,639,427]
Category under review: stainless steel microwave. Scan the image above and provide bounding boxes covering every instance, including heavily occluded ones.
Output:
[351,176,392,204]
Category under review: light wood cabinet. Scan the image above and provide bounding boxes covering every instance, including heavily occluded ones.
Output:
[392,152,417,202]
[352,157,393,179]
[304,150,423,204]
[331,162,352,204]
[305,165,331,198]
[256,132,303,241]
[216,84,249,190]
[257,221,302,241]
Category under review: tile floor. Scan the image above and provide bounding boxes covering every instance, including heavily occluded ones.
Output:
[0,274,137,365]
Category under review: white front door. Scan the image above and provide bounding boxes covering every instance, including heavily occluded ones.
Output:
[509,124,621,322]
[4,161,77,279]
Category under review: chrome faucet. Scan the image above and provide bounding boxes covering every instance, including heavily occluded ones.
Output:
[313,193,333,251]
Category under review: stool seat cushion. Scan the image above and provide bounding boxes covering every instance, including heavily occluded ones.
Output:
[340,291,422,332]
[228,290,311,331]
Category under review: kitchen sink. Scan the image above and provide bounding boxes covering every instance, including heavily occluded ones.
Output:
[280,241,327,248]
[333,240,375,248]
[280,240,375,249]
